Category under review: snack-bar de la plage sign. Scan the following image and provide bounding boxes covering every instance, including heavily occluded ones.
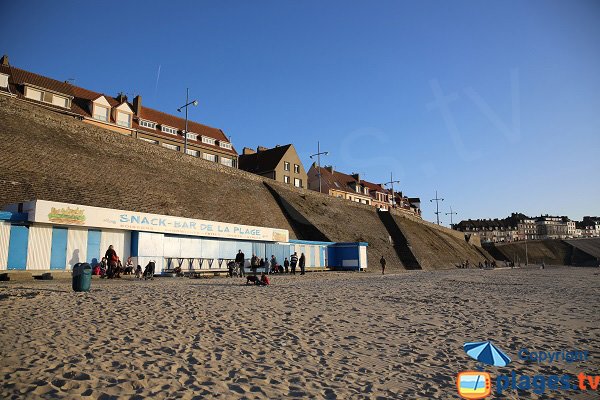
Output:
[25,200,289,242]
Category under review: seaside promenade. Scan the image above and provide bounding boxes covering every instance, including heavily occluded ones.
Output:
[1,267,598,399]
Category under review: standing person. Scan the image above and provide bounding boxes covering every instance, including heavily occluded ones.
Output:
[105,245,118,279]
[250,253,259,275]
[299,253,306,275]
[235,249,245,277]
[284,257,290,274]
[270,255,277,274]
[380,255,386,275]
[290,252,298,275]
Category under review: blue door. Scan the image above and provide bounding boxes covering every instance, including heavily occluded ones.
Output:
[7,225,29,270]
[50,227,68,270]
[87,229,101,265]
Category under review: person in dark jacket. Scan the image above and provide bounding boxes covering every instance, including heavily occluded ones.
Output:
[380,255,386,275]
[105,245,118,279]
[235,250,245,277]
[283,257,290,274]
[290,252,298,275]
[299,253,306,275]
[250,254,259,275]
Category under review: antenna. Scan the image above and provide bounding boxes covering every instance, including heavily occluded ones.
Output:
[430,190,444,225]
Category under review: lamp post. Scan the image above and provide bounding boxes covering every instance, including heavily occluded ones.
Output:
[383,173,401,210]
[309,141,329,193]
[446,206,458,228]
[177,88,198,155]
[430,190,444,225]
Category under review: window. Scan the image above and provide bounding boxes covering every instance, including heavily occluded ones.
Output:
[202,136,216,145]
[116,111,132,128]
[24,86,70,108]
[284,175,290,184]
[284,162,290,171]
[219,141,232,149]
[221,157,233,167]
[93,105,109,122]
[203,153,216,162]
[294,164,300,173]
[294,178,302,188]
[186,149,199,157]
[140,120,156,129]
[186,132,198,140]
[0,73,8,89]
[139,137,158,145]
[162,143,180,151]
[161,125,178,135]
[25,87,43,101]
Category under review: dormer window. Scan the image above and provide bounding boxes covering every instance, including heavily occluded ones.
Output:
[186,132,198,141]
[116,111,131,127]
[219,141,232,150]
[202,136,216,145]
[24,84,71,109]
[93,105,109,121]
[139,119,156,129]
[161,125,177,135]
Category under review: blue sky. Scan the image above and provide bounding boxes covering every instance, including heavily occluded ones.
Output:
[1,0,599,223]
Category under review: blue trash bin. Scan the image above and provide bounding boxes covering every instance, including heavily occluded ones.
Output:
[72,263,92,292]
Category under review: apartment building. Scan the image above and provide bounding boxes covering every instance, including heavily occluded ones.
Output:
[238,144,307,188]
[0,55,237,167]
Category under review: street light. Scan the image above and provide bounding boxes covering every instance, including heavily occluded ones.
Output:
[309,141,329,193]
[446,206,458,228]
[177,88,198,154]
[430,190,444,225]
[383,172,401,210]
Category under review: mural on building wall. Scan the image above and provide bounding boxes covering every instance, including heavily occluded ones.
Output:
[47,207,86,225]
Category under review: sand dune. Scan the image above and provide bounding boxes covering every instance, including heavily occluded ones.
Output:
[1,267,599,399]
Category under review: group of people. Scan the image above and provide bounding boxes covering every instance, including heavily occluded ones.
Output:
[91,245,154,280]
[231,250,307,279]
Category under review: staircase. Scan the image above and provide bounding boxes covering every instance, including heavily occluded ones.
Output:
[377,210,421,270]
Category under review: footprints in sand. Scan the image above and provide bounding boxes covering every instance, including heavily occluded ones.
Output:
[1,269,599,398]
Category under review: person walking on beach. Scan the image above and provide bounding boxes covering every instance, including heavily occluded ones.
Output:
[235,249,245,277]
[290,252,298,275]
[380,255,386,275]
[299,253,306,275]
[284,257,290,274]
[105,245,118,279]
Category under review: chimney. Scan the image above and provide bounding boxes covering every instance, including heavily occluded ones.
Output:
[0,55,9,66]
[351,173,360,182]
[133,95,142,116]
[243,147,256,155]
[257,146,268,152]
[324,165,334,173]
[116,92,127,104]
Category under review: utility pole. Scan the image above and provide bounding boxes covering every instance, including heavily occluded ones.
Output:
[383,172,401,209]
[430,190,444,225]
[309,141,329,193]
[445,206,458,228]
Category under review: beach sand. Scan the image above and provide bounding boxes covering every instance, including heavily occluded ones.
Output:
[1,266,598,399]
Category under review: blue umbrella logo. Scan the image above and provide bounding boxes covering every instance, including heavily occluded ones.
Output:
[464,341,512,367]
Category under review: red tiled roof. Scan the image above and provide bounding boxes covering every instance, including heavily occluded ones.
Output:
[0,64,237,155]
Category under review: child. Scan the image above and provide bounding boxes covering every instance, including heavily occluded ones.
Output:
[135,265,142,279]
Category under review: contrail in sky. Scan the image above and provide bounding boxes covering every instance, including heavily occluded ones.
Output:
[154,64,161,100]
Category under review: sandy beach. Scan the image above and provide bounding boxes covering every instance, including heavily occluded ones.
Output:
[1,267,599,399]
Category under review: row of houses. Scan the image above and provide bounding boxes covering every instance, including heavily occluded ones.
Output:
[454,213,600,242]
[0,55,421,216]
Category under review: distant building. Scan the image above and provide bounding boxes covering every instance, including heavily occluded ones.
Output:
[307,165,421,216]
[238,144,307,188]
[454,212,586,242]
[0,54,238,167]
[577,216,600,238]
